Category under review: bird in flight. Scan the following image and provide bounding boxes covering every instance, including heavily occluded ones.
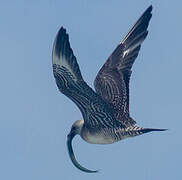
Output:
[52,5,166,173]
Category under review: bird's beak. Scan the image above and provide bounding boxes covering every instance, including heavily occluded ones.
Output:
[67,131,98,173]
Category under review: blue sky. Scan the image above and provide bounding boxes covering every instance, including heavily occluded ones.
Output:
[0,0,181,179]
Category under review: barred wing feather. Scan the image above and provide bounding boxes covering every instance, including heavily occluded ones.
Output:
[94,6,152,127]
[52,27,118,129]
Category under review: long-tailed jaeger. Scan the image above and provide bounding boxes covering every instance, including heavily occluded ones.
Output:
[52,5,166,173]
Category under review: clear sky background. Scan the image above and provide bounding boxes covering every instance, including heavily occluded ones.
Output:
[0,0,181,179]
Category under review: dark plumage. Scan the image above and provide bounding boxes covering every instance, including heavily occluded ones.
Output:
[52,5,166,173]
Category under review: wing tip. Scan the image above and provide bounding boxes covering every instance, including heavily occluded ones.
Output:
[58,26,67,35]
[141,5,153,23]
[55,26,68,43]
[143,5,153,20]
[53,26,69,59]
[121,5,153,46]
[145,5,153,13]
[142,5,152,19]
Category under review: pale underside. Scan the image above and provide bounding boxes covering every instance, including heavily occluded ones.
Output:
[81,126,143,144]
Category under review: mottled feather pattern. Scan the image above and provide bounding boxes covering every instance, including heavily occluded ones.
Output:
[52,6,168,173]
[52,30,122,129]
[52,6,164,134]
[94,6,152,127]
[52,6,153,130]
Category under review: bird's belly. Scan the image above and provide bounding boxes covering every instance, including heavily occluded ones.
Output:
[81,130,115,144]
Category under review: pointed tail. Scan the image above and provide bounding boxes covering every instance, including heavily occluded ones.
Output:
[134,127,168,136]
[124,126,167,137]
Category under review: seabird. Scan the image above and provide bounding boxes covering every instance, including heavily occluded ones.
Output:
[52,5,166,173]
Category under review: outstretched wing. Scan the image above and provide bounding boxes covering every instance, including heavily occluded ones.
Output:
[94,6,152,127]
[52,27,83,84]
[52,27,117,129]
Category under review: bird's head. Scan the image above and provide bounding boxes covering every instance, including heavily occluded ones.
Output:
[67,119,98,173]
[69,120,84,136]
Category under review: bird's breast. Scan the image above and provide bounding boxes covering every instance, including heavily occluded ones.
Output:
[81,128,115,144]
